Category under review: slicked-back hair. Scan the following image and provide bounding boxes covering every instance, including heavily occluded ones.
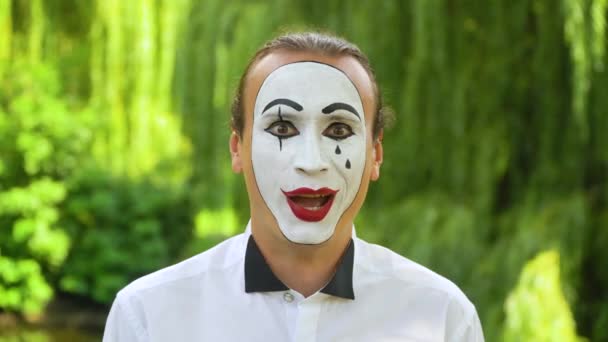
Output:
[230,32,391,140]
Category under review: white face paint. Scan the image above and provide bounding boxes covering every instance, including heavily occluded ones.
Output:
[251,62,366,244]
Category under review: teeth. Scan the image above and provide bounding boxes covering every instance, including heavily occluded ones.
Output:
[297,194,326,198]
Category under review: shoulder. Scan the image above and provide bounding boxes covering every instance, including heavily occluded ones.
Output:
[116,233,247,301]
[103,234,248,341]
[354,238,477,319]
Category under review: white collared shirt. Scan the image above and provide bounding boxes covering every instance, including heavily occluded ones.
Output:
[103,223,484,341]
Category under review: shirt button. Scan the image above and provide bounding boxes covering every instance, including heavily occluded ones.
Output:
[283,292,294,303]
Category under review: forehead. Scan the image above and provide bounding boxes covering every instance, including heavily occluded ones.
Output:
[254,62,362,114]
[243,50,375,123]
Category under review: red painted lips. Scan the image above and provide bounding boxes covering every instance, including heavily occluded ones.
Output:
[281,187,338,222]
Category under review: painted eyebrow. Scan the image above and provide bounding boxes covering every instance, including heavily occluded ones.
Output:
[321,102,360,121]
[262,98,303,114]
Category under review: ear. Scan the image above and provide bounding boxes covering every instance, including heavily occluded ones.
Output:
[230,131,243,173]
[370,131,383,181]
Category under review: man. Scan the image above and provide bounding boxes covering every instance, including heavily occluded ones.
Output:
[103,32,484,341]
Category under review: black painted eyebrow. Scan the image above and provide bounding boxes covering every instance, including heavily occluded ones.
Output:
[262,98,303,114]
[321,102,360,121]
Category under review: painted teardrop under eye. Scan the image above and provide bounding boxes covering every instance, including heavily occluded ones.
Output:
[335,145,341,155]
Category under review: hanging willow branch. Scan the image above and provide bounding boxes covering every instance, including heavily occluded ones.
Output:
[0,0,11,76]
[562,0,608,137]
[591,0,608,69]
[89,0,191,179]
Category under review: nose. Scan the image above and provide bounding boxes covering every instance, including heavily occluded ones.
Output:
[293,131,329,175]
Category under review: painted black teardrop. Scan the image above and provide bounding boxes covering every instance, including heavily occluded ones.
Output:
[345,159,351,169]
[335,145,341,155]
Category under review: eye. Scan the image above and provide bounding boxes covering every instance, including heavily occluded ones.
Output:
[265,121,299,138]
[323,122,354,140]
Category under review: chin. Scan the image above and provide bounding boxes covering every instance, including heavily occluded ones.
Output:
[280,221,336,245]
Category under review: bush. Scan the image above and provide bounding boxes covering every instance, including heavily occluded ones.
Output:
[0,257,52,316]
[58,170,193,304]
[0,60,195,312]
[503,250,584,342]
[358,192,484,288]
[0,61,94,315]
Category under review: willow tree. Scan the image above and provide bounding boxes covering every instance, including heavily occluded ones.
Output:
[89,0,191,180]
[0,0,11,76]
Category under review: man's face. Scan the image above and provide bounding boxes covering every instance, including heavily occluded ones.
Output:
[232,51,382,245]
[251,62,366,244]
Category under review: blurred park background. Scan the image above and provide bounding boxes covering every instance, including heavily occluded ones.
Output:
[1,0,607,341]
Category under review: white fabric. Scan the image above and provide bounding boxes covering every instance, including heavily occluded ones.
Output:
[103,223,484,342]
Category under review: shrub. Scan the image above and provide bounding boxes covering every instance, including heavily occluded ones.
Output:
[503,250,585,342]
[58,170,193,304]
[0,61,94,315]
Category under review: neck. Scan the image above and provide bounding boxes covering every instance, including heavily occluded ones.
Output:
[251,218,352,297]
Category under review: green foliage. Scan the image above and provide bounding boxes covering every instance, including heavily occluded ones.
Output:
[0,61,94,315]
[0,329,51,342]
[0,257,52,316]
[358,193,484,286]
[180,208,240,258]
[0,0,11,76]
[576,207,608,342]
[89,0,192,180]
[58,170,193,303]
[0,179,69,267]
[503,250,584,342]
[563,0,608,136]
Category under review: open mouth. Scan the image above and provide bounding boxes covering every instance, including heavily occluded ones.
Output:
[281,187,338,222]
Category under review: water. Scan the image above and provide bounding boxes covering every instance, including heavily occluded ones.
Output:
[0,328,102,342]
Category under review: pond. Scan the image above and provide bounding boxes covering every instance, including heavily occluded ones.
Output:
[0,327,102,342]
[0,294,106,342]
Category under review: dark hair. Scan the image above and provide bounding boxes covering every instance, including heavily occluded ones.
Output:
[230,31,392,140]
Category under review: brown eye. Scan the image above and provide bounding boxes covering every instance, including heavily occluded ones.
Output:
[323,123,354,140]
[265,121,299,138]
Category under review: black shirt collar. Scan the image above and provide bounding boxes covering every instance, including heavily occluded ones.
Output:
[244,235,355,300]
